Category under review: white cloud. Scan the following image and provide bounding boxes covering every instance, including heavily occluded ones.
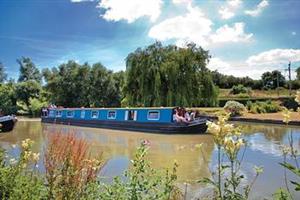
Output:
[70,0,94,2]
[172,0,192,4]
[228,0,242,7]
[207,49,300,79]
[148,5,212,47]
[207,57,230,72]
[292,31,297,36]
[148,3,253,47]
[207,57,251,77]
[219,0,242,20]
[245,0,269,17]
[210,22,253,43]
[246,49,300,66]
[98,0,163,23]
[219,7,235,20]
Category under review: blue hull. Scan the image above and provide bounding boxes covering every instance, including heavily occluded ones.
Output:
[41,118,207,134]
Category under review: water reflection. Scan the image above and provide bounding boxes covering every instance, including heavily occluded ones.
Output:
[0,121,300,199]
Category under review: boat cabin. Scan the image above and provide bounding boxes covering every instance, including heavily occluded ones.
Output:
[42,107,207,134]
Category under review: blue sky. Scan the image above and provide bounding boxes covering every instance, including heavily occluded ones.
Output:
[0,0,300,80]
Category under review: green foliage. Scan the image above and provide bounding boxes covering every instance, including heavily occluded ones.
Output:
[16,80,41,107]
[246,100,283,114]
[200,74,219,107]
[224,101,246,116]
[204,114,262,200]
[28,98,48,117]
[0,141,46,199]
[100,142,181,200]
[230,84,250,95]
[261,70,285,90]
[17,57,42,83]
[0,62,7,83]
[0,83,17,115]
[279,162,300,191]
[43,61,122,107]
[0,138,179,200]
[124,42,218,107]
[211,70,262,89]
[273,188,292,200]
[296,67,300,81]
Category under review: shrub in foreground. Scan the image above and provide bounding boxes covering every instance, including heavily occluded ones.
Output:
[0,134,179,200]
[100,141,181,200]
[44,132,103,199]
[203,112,263,200]
[0,139,46,199]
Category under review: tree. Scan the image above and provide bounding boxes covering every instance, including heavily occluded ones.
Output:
[0,62,7,83]
[16,80,42,106]
[0,83,17,114]
[261,70,285,89]
[124,42,218,107]
[296,67,300,80]
[17,57,42,83]
[43,61,121,107]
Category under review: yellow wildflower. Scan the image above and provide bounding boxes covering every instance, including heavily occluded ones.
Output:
[32,153,40,162]
[206,121,221,135]
[282,108,291,124]
[24,151,32,160]
[224,137,244,159]
[21,138,34,149]
[254,165,264,174]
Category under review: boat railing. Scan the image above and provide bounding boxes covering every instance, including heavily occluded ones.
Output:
[0,116,14,123]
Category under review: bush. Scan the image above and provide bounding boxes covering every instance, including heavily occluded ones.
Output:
[246,100,283,114]
[0,139,46,199]
[28,98,48,117]
[100,141,181,199]
[230,84,250,95]
[282,98,298,111]
[224,101,246,116]
[237,93,250,98]
[44,132,103,199]
[0,83,17,115]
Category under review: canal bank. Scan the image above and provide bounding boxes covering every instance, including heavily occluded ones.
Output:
[201,112,300,126]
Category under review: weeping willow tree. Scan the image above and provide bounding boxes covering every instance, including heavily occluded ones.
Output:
[124,42,218,107]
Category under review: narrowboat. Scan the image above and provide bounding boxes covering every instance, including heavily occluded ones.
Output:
[41,107,207,134]
[0,115,17,132]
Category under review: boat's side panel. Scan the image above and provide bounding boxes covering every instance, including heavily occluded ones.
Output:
[41,117,207,134]
[49,108,173,123]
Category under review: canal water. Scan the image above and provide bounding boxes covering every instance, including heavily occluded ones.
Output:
[0,120,299,199]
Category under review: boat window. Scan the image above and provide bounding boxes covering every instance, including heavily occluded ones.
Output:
[80,110,85,118]
[91,110,98,119]
[66,110,74,118]
[147,110,160,120]
[56,111,62,117]
[125,110,137,121]
[107,110,116,119]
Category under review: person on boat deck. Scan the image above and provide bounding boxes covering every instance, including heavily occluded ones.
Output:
[190,110,196,121]
[173,108,188,123]
[184,109,190,121]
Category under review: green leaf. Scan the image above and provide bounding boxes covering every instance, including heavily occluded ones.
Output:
[279,162,300,176]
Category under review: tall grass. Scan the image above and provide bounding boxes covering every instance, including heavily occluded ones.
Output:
[44,132,102,199]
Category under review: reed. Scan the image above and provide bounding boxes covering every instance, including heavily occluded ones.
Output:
[44,132,102,199]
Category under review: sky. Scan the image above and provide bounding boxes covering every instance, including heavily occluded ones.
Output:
[0,0,300,80]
